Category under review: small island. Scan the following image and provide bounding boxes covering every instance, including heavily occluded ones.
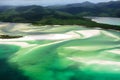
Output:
[0,35,22,39]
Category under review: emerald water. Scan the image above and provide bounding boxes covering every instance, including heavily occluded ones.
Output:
[0,23,120,80]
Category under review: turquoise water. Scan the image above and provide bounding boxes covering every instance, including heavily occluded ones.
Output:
[0,44,28,80]
[0,44,20,59]
[91,17,120,26]
[0,24,120,80]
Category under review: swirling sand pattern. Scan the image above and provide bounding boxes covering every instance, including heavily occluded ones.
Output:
[0,23,120,80]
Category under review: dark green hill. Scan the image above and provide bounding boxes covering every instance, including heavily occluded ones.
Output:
[49,1,120,17]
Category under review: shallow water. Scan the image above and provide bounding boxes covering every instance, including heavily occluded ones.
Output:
[0,23,120,80]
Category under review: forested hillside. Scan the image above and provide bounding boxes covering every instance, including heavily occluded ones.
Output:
[49,1,120,17]
[0,1,120,30]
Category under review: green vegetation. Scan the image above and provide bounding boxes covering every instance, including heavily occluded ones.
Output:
[51,1,120,17]
[33,18,120,31]
[0,1,120,31]
[0,35,22,39]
